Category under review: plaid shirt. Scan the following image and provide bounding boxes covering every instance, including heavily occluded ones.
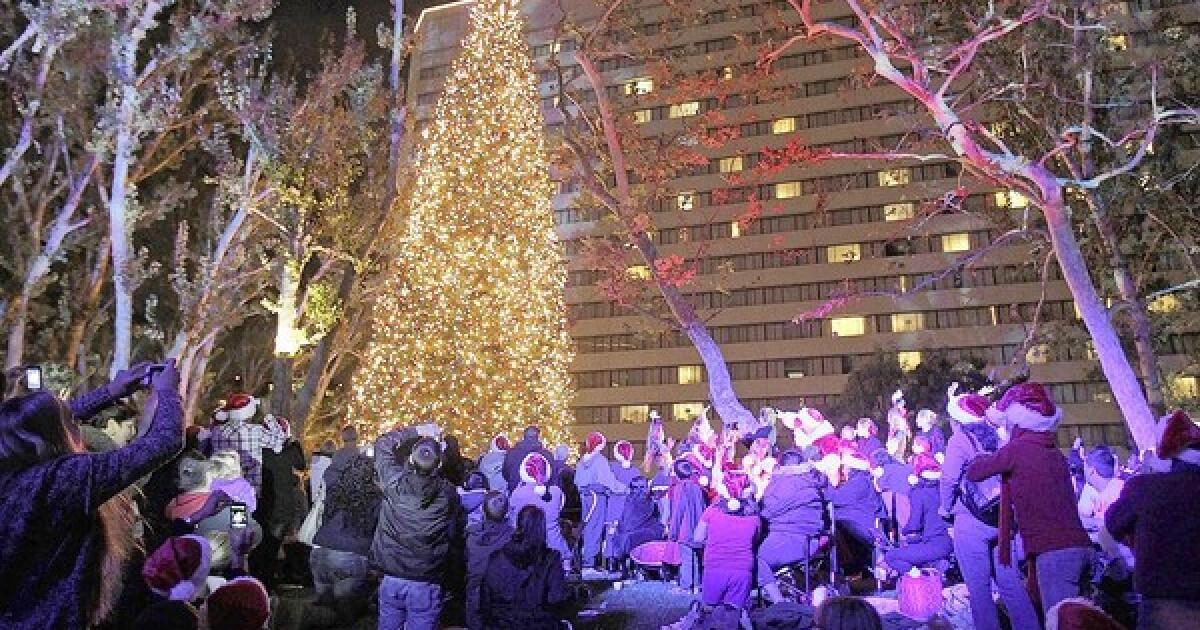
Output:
[210,420,284,488]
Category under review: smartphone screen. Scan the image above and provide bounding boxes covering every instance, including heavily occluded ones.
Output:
[229,502,248,529]
[24,366,42,391]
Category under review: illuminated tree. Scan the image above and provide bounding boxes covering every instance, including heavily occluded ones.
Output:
[351,0,574,453]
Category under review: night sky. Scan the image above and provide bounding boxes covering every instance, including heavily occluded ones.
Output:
[273,0,454,71]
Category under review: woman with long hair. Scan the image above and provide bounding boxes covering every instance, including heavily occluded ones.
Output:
[479,505,571,630]
[311,452,382,616]
[0,361,184,628]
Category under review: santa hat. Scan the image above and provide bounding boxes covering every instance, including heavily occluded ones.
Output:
[613,440,634,466]
[911,435,932,455]
[142,535,212,602]
[205,577,270,630]
[995,382,1061,432]
[585,431,606,455]
[841,448,872,472]
[520,452,551,495]
[1045,597,1124,630]
[719,472,751,512]
[796,407,827,431]
[1158,410,1200,464]
[490,434,510,452]
[215,393,257,424]
[915,409,937,431]
[892,389,906,407]
[908,452,942,484]
[946,383,989,425]
[855,417,878,437]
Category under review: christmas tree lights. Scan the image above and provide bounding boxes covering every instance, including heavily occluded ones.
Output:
[351,0,575,455]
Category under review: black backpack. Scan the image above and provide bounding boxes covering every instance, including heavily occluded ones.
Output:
[953,433,1002,527]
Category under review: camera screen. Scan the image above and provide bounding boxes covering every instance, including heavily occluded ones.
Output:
[230,503,248,528]
[24,367,42,391]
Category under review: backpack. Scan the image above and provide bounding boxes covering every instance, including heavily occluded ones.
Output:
[953,432,1002,527]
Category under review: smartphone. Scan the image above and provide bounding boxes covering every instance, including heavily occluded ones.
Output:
[24,366,42,391]
[229,502,248,529]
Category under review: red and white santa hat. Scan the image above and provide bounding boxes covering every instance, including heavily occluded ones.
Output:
[520,452,551,495]
[142,535,212,602]
[491,434,510,452]
[994,382,1061,432]
[719,471,752,511]
[613,440,634,466]
[215,393,258,423]
[946,383,989,425]
[911,435,932,455]
[585,431,606,455]
[908,452,942,484]
[205,577,270,630]
[1158,410,1200,465]
[841,446,872,472]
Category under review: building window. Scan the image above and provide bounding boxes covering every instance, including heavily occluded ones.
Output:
[994,190,1030,208]
[619,404,649,423]
[831,316,866,337]
[772,117,796,134]
[627,265,651,280]
[1172,375,1199,398]
[784,360,806,379]
[623,77,654,95]
[827,243,862,262]
[775,182,802,199]
[677,191,696,211]
[1103,34,1129,51]
[672,401,706,421]
[898,350,922,372]
[1149,294,1182,313]
[1026,344,1050,364]
[941,232,971,253]
[669,101,700,118]
[884,202,915,221]
[633,109,652,124]
[721,65,735,81]
[678,365,704,385]
[719,156,744,173]
[891,312,924,332]
[878,168,911,187]
[731,222,742,238]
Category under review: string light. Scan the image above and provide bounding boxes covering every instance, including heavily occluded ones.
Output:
[351,0,575,456]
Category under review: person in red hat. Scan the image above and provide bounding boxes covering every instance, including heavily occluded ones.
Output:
[967,382,1092,615]
[603,440,640,572]
[882,453,951,574]
[1106,410,1200,629]
[202,576,270,630]
[575,431,628,579]
[509,452,571,572]
[208,393,285,490]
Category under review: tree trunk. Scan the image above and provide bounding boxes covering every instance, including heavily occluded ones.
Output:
[4,292,30,370]
[107,86,138,378]
[271,356,294,419]
[66,238,110,373]
[291,264,357,437]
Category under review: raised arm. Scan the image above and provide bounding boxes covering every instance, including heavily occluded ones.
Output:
[68,363,154,421]
[375,427,420,488]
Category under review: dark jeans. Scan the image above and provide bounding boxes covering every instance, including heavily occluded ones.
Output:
[952,513,1040,630]
[1035,546,1093,614]
[311,547,369,611]
[378,576,442,630]
[884,535,953,574]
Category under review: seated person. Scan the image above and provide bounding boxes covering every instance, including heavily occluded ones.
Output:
[883,454,952,574]
[829,449,885,576]
[607,476,664,571]
[756,449,829,602]
[480,505,572,629]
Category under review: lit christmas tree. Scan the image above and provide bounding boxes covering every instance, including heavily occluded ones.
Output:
[351,0,574,454]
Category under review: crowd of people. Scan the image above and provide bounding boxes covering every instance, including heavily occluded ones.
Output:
[1,361,1198,630]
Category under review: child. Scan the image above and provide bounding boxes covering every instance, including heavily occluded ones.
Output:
[884,453,952,573]
[465,491,513,630]
[692,473,760,610]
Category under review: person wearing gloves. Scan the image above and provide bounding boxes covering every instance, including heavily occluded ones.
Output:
[939,384,1039,630]
[575,431,628,578]
[465,491,513,630]
[882,453,951,574]
[477,434,509,492]
[372,426,463,630]
[509,452,572,571]
[209,393,285,490]
[1106,410,1200,629]
[0,361,184,629]
[756,449,829,603]
[966,382,1092,615]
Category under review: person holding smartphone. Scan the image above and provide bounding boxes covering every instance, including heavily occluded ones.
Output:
[0,360,184,629]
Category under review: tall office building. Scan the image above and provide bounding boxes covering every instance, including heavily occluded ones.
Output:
[408,0,1199,448]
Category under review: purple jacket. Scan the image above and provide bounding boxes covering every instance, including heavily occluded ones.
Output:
[0,386,184,629]
[760,465,827,537]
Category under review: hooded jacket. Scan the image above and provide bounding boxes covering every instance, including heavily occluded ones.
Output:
[370,428,463,583]
[480,544,570,630]
[606,458,641,521]
[760,464,828,537]
[466,519,513,581]
[575,451,627,495]
[478,448,506,493]
[502,435,554,492]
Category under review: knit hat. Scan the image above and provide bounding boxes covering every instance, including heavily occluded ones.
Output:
[585,431,606,454]
[908,453,941,484]
[214,393,257,424]
[142,536,212,602]
[204,577,269,630]
[1158,410,1200,464]
[491,434,510,452]
[946,383,989,425]
[1045,597,1124,630]
[994,382,1061,432]
[613,440,634,466]
[520,452,551,495]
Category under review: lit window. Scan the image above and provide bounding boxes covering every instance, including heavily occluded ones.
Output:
[721,66,735,81]
[633,109,652,124]
[994,190,1030,208]
[891,312,924,332]
[1085,341,1098,360]
[1149,294,1182,313]
[1172,375,1199,398]
[1103,34,1129,51]
[1093,386,1113,404]
[827,243,862,263]
[1073,302,1082,319]
[884,202,914,221]
[831,316,866,337]
[775,182,802,199]
[1026,344,1050,364]
[898,351,922,372]
[719,156,744,173]
[941,232,971,253]
[990,305,1000,325]
[627,265,651,280]
[899,275,910,292]
[672,401,706,421]
[678,365,704,385]
[878,168,910,187]
[772,117,796,134]
[731,222,742,238]
[623,77,654,95]
[619,404,650,423]
[677,191,696,211]
[669,101,700,118]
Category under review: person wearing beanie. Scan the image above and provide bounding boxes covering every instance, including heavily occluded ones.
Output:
[143,536,213,602]
[756,449,829,603]
[966,382,1092,615]
[603,441,641,571]
[477,434,509,493]
[208,393,284,490]
[690,472,761,614]
[202,576,270,630]
[574,431,628,578]
[465,491,513,630]
[829,447,886,576]
[667,457,708,593]
[1106,410,1200,629]
[509,452,571,572]
[372,427,462,630]
[939,383,1039,630]
[502,426,554,492]
[882,454,951,574]
[914,409,947,458]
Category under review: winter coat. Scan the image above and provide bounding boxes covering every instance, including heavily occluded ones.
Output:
[466,519,513,581]
[370,428,463,583]
[939,423,1000,519]
[668,479,707,543]
[0,386,184,629]
[760,464,828,537]
[502,436,554,492]
[259,440,307,531]
[904,481,950,543]
[509,484,570,558]
[574,452,627,495]
[917,426,947,455]
[829,471,884,538]
[478,449,506,492]
[1106,460,1200,600]
[313,454,381,557]
[480,546,570,630]
[606,461,642,521]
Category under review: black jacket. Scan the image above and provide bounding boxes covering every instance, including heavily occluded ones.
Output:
[480,545,570,629]
[370,428,462,583]
[502,436,554,492]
